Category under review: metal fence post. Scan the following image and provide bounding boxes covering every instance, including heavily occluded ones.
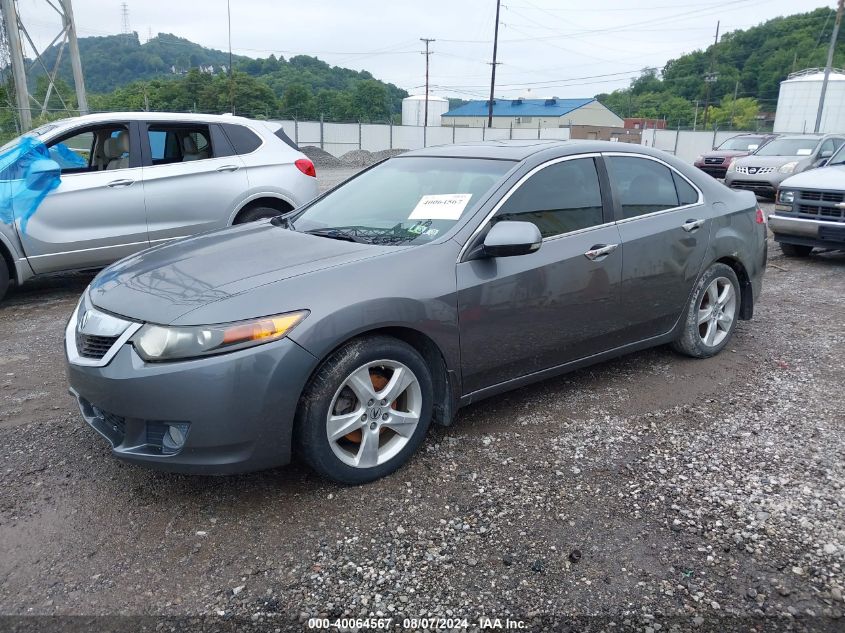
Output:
[358,120,362,150]
[673,123,680,155]
[537,119,541,140]
[452,123,456,143]
[423,124,427,148]
[509,121,513,140]
[711,126,718,150]
[294,118,299,145]
[319,113,324,150]
[482,124,486,141]
[389,120,393,149]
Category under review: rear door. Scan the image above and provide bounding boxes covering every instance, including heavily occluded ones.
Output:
[17,121,149,274]
[604,154,712,342]
[457,155,625,394]
[140,122,249,245]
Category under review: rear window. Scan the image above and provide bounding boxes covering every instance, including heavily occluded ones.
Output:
[272,126,299,151]
[222,124,262,154]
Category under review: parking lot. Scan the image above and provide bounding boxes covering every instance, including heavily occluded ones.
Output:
[0,171,843,631]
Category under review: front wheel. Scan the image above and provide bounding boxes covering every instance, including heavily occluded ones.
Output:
[295,336,434,484]
[672,263,740,359]
[234,206,286,224]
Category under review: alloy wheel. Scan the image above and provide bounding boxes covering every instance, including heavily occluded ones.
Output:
[697,277,736,347]
[326,360,422,469]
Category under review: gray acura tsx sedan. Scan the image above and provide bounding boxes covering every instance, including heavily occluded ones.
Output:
[66,140,767,484]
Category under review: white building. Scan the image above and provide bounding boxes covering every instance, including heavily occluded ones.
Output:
[774,68,845,133]
[401,95,449,127]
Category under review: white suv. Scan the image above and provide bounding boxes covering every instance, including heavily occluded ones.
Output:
[0,112,319,302]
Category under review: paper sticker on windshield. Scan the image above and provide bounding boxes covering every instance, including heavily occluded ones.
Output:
[409,193,472,220]
[797,149,812,156]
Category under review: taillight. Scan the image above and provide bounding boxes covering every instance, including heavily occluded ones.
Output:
[755,206,766,224]
[295,158,316,177]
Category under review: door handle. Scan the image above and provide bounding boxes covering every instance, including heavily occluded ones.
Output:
[107,178,134,188]
[584,243,618,261]
[216,164,240,172]
[682,218,706,232]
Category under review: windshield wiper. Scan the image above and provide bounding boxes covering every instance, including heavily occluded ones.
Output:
[304,227,365,243]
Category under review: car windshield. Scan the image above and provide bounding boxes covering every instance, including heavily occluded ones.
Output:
[754,138,818,156]
[292,156,514,245]
[0,123,60,152]
[718,136,764,151]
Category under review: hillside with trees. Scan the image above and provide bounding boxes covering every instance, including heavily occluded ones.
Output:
[596,7,845,129]
[26,32,407,123]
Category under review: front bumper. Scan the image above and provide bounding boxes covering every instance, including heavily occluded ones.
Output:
[769,214,845,249]
[66,336,318,474]
[694,162,728,179]
[725,171,789,196]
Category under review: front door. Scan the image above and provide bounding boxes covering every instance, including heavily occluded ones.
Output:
[141,122,248,245]
[457,155,624,394]
[604,154,713,341]
[18,121,149,274]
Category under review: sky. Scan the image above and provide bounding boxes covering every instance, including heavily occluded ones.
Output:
[16,0,837,100]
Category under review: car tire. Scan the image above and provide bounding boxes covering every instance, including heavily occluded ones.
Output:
[235,206,286,224]
[672,263,741,359]
[0,257,9,304]
[779,243,813,258]
[294,335,434,484]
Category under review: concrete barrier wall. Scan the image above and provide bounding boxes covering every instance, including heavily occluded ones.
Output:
[269,119,571,158]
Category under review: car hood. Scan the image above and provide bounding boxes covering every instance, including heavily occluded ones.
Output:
[89,222,392,324]
[734,155,808,168]
[702,150,750,159]
[780,164,845,189]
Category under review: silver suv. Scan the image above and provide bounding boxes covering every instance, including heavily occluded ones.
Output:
[0,112,319,302]
[769,143,845,256]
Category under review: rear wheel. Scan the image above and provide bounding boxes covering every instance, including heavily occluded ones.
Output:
[0,257,9,304]
[234,205,287,224]
[672,263,740,359]
[779,242,813,258]
[295,336,434,484]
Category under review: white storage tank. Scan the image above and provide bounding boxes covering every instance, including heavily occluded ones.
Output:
[402,95,448,127]
[774,68,845,133]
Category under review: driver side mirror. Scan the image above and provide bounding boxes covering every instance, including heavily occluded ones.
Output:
[478,220,542,258]
[820,149,833,159]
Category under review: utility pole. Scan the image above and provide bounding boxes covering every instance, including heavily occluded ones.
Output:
[227,0,234,113]
[420,38,435,128]
[487,0,502,128]
[701,20,720,129]
[693,100,699,131]
[814,0,844,133]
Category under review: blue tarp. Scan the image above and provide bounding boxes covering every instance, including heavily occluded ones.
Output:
[0,137,61,234]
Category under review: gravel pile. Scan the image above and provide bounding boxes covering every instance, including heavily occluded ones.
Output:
[299,146,346,169]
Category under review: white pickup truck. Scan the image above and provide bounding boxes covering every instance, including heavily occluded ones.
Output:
[770,144,845,256]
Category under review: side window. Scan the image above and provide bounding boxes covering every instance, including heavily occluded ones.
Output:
[46,124,130,173]
[606,156,680,219]
[494,158,604,238]
[147,125,213,164]
[818,139,835,157]
[672,172,699,206]
[223,123,262,154]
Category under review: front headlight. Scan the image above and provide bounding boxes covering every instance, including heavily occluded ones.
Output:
[727,161,737,172]
[777,190,795,204]
[132,310,308,361]
[779,161,799,174]
[695,155,704,164]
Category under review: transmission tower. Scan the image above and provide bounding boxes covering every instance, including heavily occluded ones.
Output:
[121,3,131,41]
[0,0,88,131]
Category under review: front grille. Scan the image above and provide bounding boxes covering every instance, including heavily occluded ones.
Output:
[797,204,845,222]
[730,180,775,192]
[75,331,119,359]
[704,157,725,165]
[735,166,775,175]
[799,190,844,203]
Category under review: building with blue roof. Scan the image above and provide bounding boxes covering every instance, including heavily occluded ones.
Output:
[441,97,624,129]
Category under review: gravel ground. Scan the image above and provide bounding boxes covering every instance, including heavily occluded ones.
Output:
[0,185,842,632]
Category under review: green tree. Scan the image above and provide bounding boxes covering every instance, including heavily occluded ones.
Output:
[706,97,760,130]
[280,83,315,119]
[352,80,390,122]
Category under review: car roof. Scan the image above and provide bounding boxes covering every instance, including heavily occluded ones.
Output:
[776,134,825,140]
[402,139,673,161]
[43,111,271,128]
